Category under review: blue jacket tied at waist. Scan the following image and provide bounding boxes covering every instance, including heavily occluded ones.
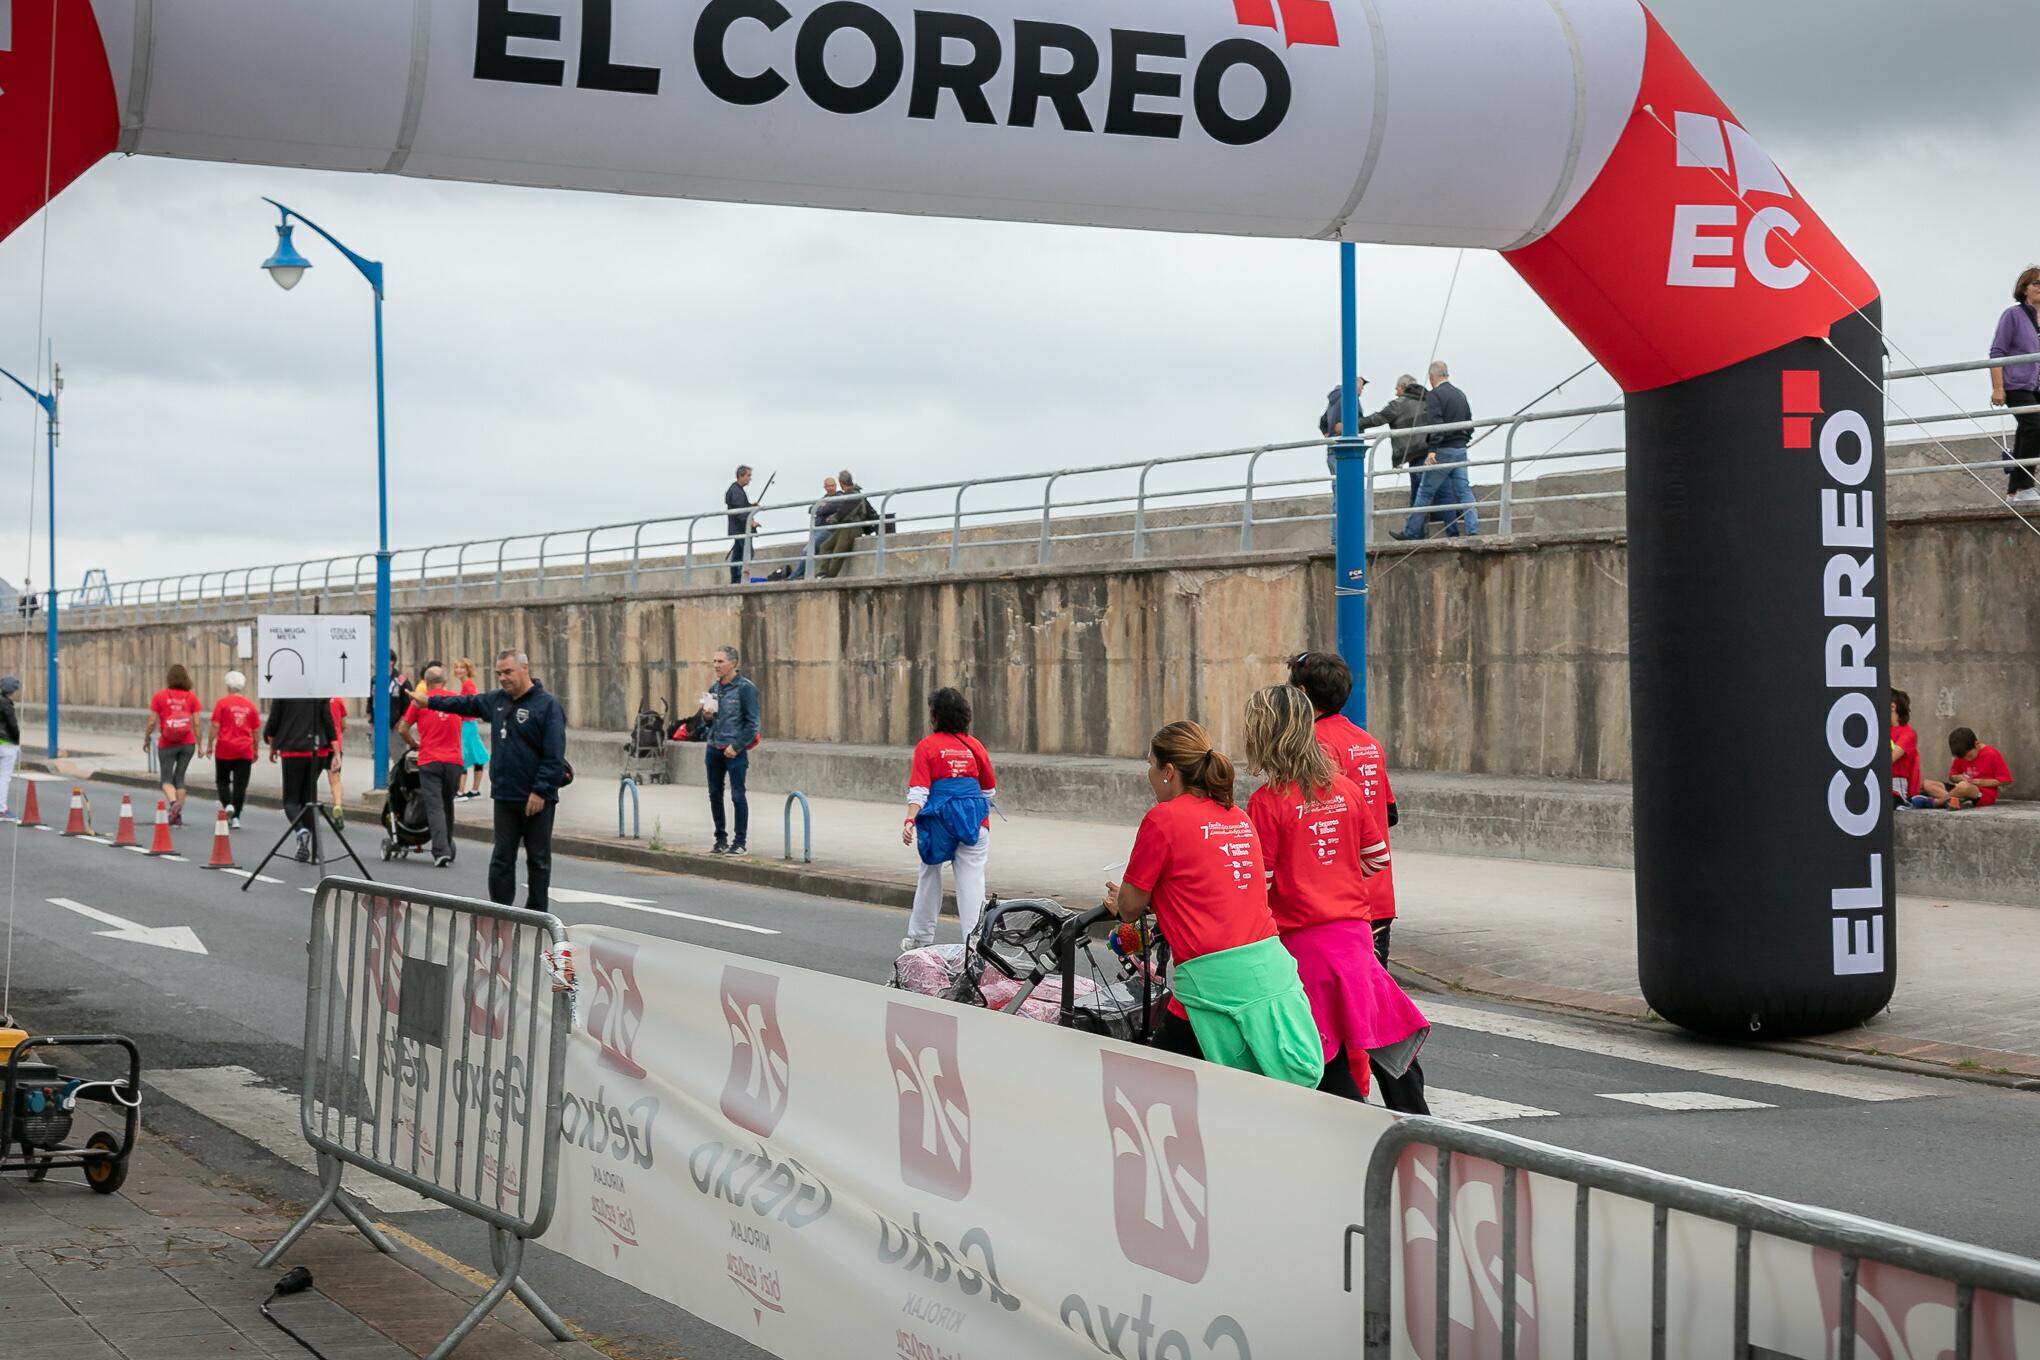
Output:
[915,776,988,866]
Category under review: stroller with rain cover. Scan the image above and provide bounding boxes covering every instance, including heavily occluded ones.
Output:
[891,897,1172,1044]
[379,750,434,861]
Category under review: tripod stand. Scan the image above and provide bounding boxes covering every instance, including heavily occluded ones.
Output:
[242,802,372,891]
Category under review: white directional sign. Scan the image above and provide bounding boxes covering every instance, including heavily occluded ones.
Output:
[49,898,208,955]
[256,614,371,699]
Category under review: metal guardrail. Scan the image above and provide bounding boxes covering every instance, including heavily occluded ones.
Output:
[1355,1114,2040,1360]
[23,351,2040,629]
[262,878,577,1359]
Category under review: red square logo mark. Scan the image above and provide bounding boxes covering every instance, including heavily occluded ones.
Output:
[1781,369,1823,450]
[719,967,791,1138]
[1232,0,1339,47]
[887,1003,973,1201]
[1102,1053,1210,1283]
[586,938,648,1079]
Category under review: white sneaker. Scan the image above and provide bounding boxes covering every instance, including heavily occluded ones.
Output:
[899,936,923,955]
[2011,488,2040,505]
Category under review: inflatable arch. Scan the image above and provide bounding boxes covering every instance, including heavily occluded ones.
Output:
[2,0,1891,1037]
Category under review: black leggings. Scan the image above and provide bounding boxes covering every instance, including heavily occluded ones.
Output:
[2007,388,2040,494]
[214,759,252,815]
[1156,1010,1428,1113]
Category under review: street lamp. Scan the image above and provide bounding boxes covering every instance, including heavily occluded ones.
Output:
[259,198,394,791]
[0,354,60,758]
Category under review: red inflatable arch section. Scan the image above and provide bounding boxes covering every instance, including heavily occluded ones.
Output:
[2,0,1891,1035]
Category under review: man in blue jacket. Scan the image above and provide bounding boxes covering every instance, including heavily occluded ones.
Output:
[705,645,760,854]
[407,648,567,912]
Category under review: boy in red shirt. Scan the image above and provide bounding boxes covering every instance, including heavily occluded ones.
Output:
[1287,650,1399,962]
[1918,727,2014,809]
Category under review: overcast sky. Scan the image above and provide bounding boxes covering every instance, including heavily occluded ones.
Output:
[0,0,2031,592]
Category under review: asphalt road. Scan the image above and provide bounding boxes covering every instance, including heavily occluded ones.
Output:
[3,776,2036,1359]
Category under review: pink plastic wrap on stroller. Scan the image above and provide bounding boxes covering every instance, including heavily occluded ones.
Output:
[891,944,1096,1024]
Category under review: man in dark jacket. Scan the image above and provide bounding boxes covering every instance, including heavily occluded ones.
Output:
[0,675,20,820]
[704,645,761,853]
[409,648,567,912]
[1362,375,1429,500]
[1394,361,1478,541]
[725,465,757,585]
[264,696,337,860]
[814,471,870,580]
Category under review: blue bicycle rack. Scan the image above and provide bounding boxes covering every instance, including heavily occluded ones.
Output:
[617,775,640,839]
[783,791,811,863]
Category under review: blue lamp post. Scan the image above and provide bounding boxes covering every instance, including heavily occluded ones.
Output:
[0,355,60,757]
[260,199,395,791]
[1331,241,1369,725]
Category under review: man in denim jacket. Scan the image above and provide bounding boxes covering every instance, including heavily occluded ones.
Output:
[705,645,761,854]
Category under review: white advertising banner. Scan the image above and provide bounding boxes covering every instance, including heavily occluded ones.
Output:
[542,925,2040,1359]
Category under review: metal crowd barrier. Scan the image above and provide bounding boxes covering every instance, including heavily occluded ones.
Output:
[1356,1115,2040,1360]
[262,878,577,1359]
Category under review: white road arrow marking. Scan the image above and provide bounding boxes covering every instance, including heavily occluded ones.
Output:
[548,886,779,935]
[48,897,209,955]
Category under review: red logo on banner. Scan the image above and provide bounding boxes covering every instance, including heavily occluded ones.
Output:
[1230,0,1337,48]
[1813,1250,2021,1360]
[587,938,648,1079]
[887,1003,972,1201]
[1101,1053,1210,1283]
[361,897,407,1017]
[463,918,516,1040]
[720,967,792,1137]
[1395,1147,1539,1359]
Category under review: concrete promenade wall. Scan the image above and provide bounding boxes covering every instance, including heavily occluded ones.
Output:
[11,502,2036,797]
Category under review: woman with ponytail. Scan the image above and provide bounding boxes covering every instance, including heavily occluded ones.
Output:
[1243,686,1430,1113]
[1106,720,1322,1089]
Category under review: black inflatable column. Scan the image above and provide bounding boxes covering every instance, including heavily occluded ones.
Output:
[1626,305,1895,1038]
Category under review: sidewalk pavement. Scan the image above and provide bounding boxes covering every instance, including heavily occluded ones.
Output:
[0,1105,604,1359]
[40,733,2040,1084]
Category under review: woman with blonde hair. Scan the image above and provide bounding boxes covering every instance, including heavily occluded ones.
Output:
[453,658,488,797]
[1106,720,1321,1088]
[1243,685,1430,1111]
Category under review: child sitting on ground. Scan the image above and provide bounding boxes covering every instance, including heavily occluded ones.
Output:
[1913,727,2014,809]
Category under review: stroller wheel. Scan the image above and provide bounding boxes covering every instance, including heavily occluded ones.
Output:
[381,836,395,862]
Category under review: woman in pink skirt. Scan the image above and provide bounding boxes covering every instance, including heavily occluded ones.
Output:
[1242,685,1430,1112]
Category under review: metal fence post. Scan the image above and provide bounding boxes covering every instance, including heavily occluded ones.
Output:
[1038,474,1061,565]
[1133,460,1158,559]
[1241,448,1266,551]
[876,494,894,578]
[495,539,509,599]
[1500,416,1526,536]
[950,486,968,571]
[628,525,644,593]
[684,518,698,587]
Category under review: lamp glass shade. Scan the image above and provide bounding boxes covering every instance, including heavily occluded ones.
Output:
[261,222,313,291]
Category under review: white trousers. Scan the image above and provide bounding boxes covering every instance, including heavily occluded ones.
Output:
[0,743,17,817]
[906,827,989,946]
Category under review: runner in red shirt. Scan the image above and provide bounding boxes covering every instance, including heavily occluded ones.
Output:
[1889,689,1921,804]
[900,688,997,950]
[1243,686,1428,1112]
[1289,650,1400,960]
[399,662,468,866]
[1107,721,1320,1089]
[324,696,351,822]
[145,664,204,825]
[203,670,262,827]
[1920,727,2014,809]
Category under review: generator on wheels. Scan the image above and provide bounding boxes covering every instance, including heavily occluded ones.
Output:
[0,1022,140,1195]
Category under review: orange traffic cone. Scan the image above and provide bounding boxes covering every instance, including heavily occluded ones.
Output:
[146,800,177,856]
[111,795,139,847]
[62,787,87,836]
[202,808,237,869]
[17,780,41,827]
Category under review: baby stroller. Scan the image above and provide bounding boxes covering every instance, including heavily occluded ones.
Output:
[892,897,1172,1045]
[380,751,433,861]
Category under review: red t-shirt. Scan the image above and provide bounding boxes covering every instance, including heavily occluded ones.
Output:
[1122,794,1278,966]
[401,690,466,767]
[150,689,203,747]
[1951,746,2014,807]
[909,733,996,829]
[1247,776,1391,933]
[1313,713,1398,919]
[209,695,261,762]
[1890,724,1921,798]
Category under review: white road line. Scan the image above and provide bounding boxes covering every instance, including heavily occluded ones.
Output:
[1425,1088,1559,1123]
[611,901,780,936]
[1598,1091,1775,1113]
[150,1066,436,1216]
[123,845,150,854]
[299,887,318,894]
[222,868,285,884]
[1419,1001,1927,1102]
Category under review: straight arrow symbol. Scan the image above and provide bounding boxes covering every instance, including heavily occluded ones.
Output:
[47,898,209,954]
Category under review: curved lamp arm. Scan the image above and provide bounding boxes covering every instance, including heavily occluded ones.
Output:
[264,198,384,297]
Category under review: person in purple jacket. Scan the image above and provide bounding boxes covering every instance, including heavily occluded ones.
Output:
[1987,266,2040,505]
